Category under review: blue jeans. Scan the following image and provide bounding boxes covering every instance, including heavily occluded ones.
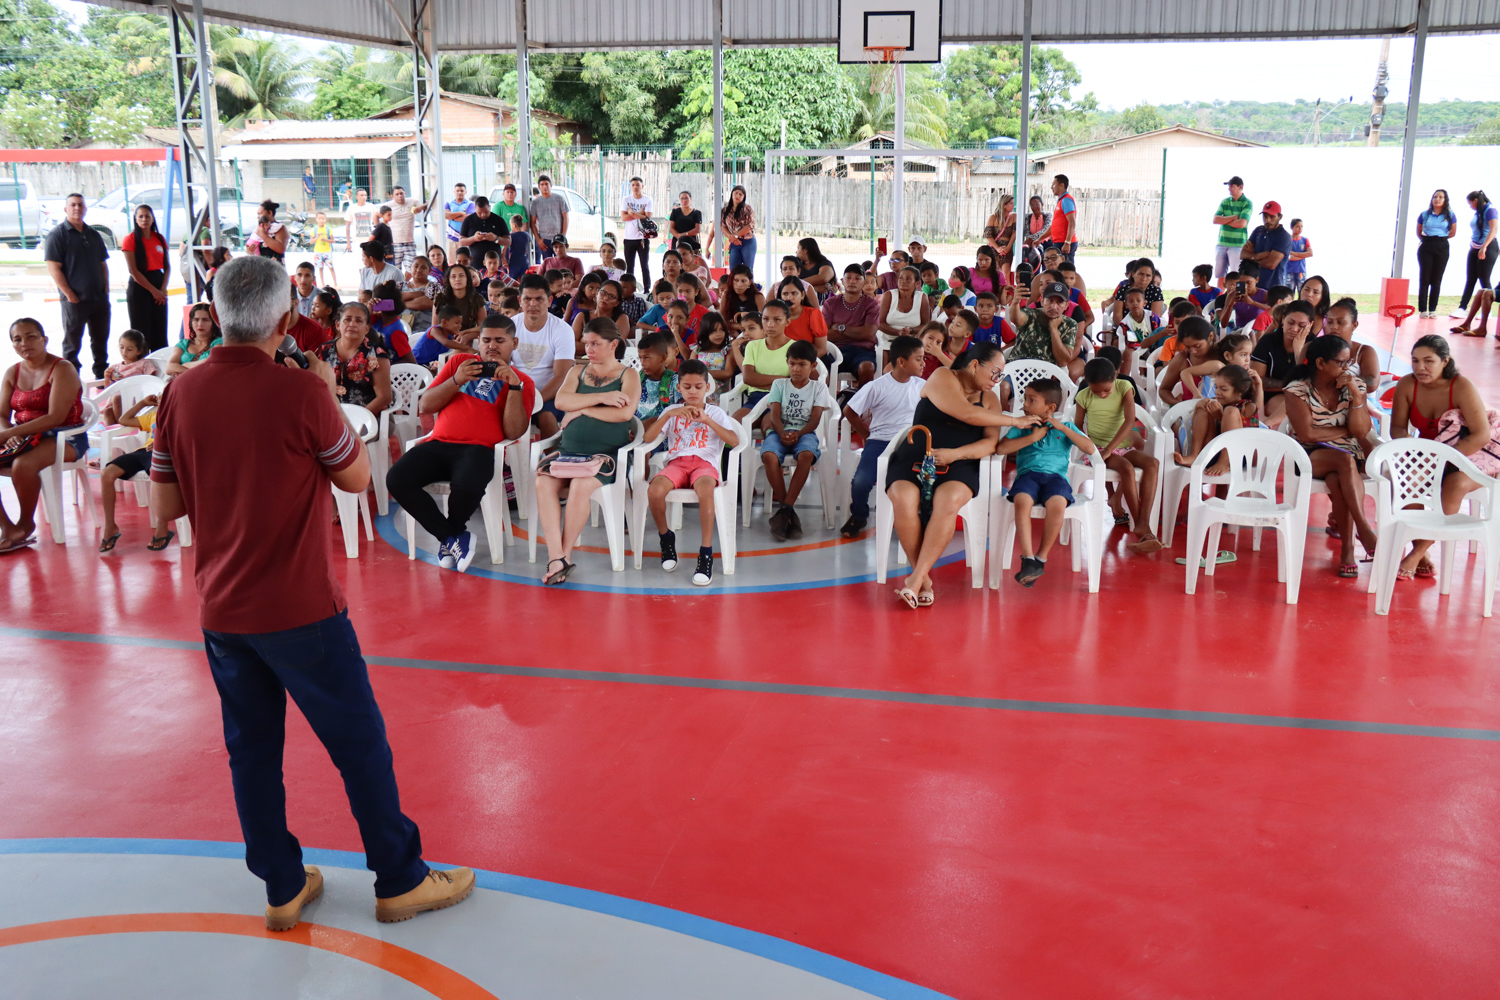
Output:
[729,237,757,272]
[202,610,429,906]
[849,438,886,520]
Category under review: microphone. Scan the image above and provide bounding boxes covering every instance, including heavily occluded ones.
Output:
[276,333,309,369]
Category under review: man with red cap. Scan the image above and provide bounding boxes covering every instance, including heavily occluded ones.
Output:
[1241,200,1293,290]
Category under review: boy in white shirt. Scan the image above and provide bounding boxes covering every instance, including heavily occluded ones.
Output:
[761,340,834,541]
[839,334,926,537]
[640,359,740,585]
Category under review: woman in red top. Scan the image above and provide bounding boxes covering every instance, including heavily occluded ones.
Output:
[1389,334,1493,579]
[777,277,827,356]
[122,204,170,351]
[0,318,84,552]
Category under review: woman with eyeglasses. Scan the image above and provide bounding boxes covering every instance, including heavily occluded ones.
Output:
[883,341,1038,608]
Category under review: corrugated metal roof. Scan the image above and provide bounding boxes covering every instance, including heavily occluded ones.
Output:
[220,139,415,161]
[232,120,415,141]
[90,0,1500,52]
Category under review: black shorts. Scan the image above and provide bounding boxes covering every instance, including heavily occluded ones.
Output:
[107,447,151,479]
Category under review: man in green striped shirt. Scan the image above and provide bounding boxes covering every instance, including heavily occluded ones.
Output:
[1212,175,1251,286]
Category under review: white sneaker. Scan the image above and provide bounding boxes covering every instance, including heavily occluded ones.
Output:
[437,539,456,570]
[452,531,477,573]
[1450,308,1467,318]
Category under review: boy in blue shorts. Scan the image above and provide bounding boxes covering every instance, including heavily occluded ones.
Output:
[996,376,1097,586]
[761,339,833,541]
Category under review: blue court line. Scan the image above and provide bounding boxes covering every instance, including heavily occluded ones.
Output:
[373,510,967,594]
[6,626,1500,743]
[0,837,956,1000]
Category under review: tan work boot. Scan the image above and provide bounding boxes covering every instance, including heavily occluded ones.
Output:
[375,867,476,923]
[265,866,324,931]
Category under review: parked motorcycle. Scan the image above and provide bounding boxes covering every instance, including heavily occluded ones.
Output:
[283,211,311,252]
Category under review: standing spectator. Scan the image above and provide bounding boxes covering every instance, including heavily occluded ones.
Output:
[1047,175,1078,263]
[1240,201,1293,290]
[506,214,532,281]
[370,206,394,264]
[148,255,473,931]
[541,233,584,280]
[669,190,701,251]
[1416,188,1457,318]
[528,175,568,261]
[442,182,475,262]
[620,176,655,287]
[721,184,756,270]
[823,263,881,387]
[122,203,170,352]
[1452,189,1499,325]
[493,182,528,233]
[384,187,425,274]
[344,189,376,249]
[44,193,111,379]
[1285,218,1312,295]
[458,196,510,262]
[1211,176,1252,285]
[254,200,287,262]
[311,211,337,288]
[986,195,1017,282]
[302,166,317,211]
[1022,194,1050,263]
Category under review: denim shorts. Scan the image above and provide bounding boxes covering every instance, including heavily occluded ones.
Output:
[1007,469,1074,505]
[761,432,821,462]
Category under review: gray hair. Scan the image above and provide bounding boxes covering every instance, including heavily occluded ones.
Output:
[214,256,291,344]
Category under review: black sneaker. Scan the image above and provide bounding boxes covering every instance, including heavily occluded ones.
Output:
[659,530,678,571]
[786,506,804,540]
[692,549,713,586]
[1015,556,1045,587]
[839,515,867,539]
[768,505,790,542]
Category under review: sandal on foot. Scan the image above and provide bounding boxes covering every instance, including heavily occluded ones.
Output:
[98,531,121,554]
[916,590,935,607]
[0,535,35,555]
[895,587,919,609]
[543,558,574,586]
[1113,513,1130,526]
[147,530,175,551]
[1414,560,1435,579]
[1396,567,1415,581]
[1338,563,1358,578]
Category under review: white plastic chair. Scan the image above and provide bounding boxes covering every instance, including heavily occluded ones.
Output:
[1183,428,1312,605]
[332,404,377,558]
[1001,360,1073,416]
[734,377,839,530]
[1274,418,1378,542]
[988,446,1109,592]
[527,417,646,572]
[88,374,165,453]
[1366,439,1500,617]
[402,415,526,567]
[872,427,991,589]
[503,391,546,523]
[1158,399,1262,549]
[25,400,99,544]
[375,363,434,515]
[629,414,751,574]
[84,395,192,550]
[1070,398,1165,539]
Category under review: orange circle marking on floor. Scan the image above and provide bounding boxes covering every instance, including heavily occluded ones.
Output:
[0,912,499,999]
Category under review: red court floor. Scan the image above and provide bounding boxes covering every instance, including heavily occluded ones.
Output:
[3,316,1500,999]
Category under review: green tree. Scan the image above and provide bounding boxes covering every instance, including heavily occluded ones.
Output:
[1462,113,1500,145]
[848,63,949,146]
[939,44,1094,147]
[88,95,153,146]
[677,77,745,157]
[309,74,388,120]
[1118,102,1165,135]
[211,35,312,124]
[0,91,63,147]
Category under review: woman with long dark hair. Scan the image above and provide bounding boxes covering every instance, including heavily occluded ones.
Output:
[796,237,836,302]
[1415,189,1457,318]
[1452,190,1499,331]
[986,194,1017,282]
[721,185,756,270]
[122,203,170,351]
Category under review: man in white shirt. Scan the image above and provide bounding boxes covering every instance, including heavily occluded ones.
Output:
[443,182,475,263]
[839,333,927,536]
[384,187,426,274]
[511,273,577,437]
[358,241,403,292]
[620,176,655,288]
[345,189,376,248]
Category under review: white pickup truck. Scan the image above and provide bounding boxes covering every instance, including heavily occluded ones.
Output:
[0,178,45,247]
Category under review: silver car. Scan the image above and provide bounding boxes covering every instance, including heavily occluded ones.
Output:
[85,183,264,250]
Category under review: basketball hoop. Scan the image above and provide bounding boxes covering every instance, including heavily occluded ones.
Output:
[863,46,903,96]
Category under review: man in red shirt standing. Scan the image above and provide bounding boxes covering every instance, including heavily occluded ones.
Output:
[151,255,474,932]
[1048,174,1078,264]
[385,312,535,572]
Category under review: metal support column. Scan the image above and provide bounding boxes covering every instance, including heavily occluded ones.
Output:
[1017,0,1032,208]
[711,0,724,267]
[1392,0,1430,279]
[405,0,443,252]
[168,0,221,301]
[514,0,531,205]
[892,63,905,249]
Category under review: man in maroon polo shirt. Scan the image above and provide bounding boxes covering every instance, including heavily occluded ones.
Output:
[821,262,880,389]
[150,255,474,932]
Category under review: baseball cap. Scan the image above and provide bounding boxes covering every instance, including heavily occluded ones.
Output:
[551,234,568,246]
[503,182,516,191]
[907,235,926,247]
[1261,200,1282,215]
[1224,175,1244,187]
[1042,280,1070,302]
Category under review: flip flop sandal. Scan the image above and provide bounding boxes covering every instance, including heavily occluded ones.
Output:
[1175,549,1237,568]
[543,558,574,586]
[895,587,919,609]
[1338,563,1359,578]
[98,531,121,554]
[147,530,176,551]
[1113,514,1130,526]
[1414,561,1435,579]
[1396,568,1415,581]
[0,535,35,555]
[916,590,935,607]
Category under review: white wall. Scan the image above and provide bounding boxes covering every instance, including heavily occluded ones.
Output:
[1160,146,1495,294]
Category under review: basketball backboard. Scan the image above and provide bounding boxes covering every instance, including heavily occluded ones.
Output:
[837,0,942,64]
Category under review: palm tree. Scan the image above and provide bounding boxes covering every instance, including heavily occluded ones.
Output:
[212,36,313,124]
[848,64,950,147]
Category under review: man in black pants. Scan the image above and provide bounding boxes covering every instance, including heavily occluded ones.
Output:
[386,314,535,573]
[44,193,111,378]
[620,175,655,287]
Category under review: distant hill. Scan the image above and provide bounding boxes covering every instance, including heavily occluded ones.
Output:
[1092,99,1500,146]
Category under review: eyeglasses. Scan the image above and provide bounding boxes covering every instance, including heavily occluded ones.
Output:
[977,363,1004,382]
